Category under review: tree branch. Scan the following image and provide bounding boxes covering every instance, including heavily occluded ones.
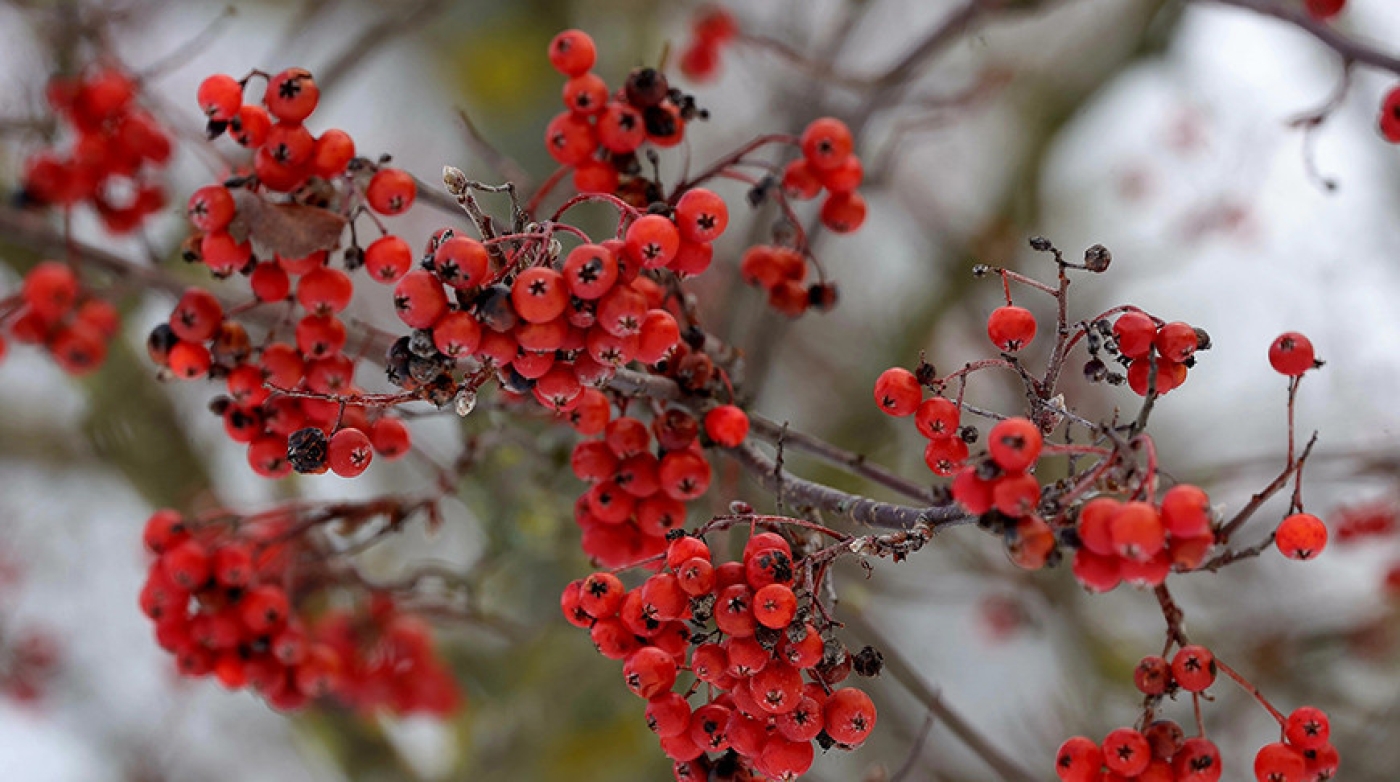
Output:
[1196,0,1400,75]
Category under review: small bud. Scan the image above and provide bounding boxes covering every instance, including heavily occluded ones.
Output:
[1029,236,1053,252]
[455,388,477,417]
[442,165,468,195]
[852,645,884,677]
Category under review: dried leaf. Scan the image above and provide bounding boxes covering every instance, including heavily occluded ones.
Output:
[229,190,347,260]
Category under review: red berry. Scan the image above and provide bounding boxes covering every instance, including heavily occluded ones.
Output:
[704,405,749,447]
[1268,332,1315,376]
[544,111,596,165]
[22,261,79,321]
[1155,321,1200,362]
[873,367,921,416]
[1170,644,1216,692]
[1381,85,1400,143]
[562,73,608,115]
[625,215,681,269]
[186,185,236,233]
[1304,0,1346,21]
[1102,727,1151,776]
[1254,741,1306,782]
[197,74,243,121]
[596,102,646,154]
[1284,706,1330,750]
[823,687,876,746]
[987,305,1037,352]
[1276,512,1327,560]
[229,104,271,147]
[1175,736,1224,781]
[915,396,960,438]
[364,235,413,284]
[674,188,728,243]
[249,262,291,302]
[548,29,597,77]
[987,417,1042,473]
[1109,501,1166,563]
[1161,484,1212,538]
[1114,311,1158,359]
[310,129,355,178]
[1127,356,1188,396]
[1056,735,1105,782]
[433,236,490,290]
[801,117,854,171]
[327,427,373,477]
[369,417,411,459]
[819,190,866,233]
[263,68,319,123]
[241,584,290,634]
[511,267,569,324]
[169,288,224,343]
[366,168,416,215]
[752,583,797,629]
[393,270,448,329]
[1133,655,1173,695]
[782,158,823,200]
[296,267,353,315]
[623,646,678,698]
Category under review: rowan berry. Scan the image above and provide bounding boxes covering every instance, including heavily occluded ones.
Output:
[819,190,866,233]
[714,584,757,638]
[296,266,353,315]
[1304,0,1346,21]
[241,584,290,634]
[186,185,236,233]
[646,691,693,738]
[753,583,798,629]
[1154,321,1199,362]
[143,509,188,554]
[1254,741,1306,782]
[626,214,681,269]
[1056,735,1105,782]
[197,74,243,121]
[164,539,211,590]
[1109,502,1166,563]
[1072,548,1123,592]
[327,427,373,478]
[873,367,920,416]
[674,188,728,243]
[544,111,596,165]
[393,270,448,329]
[624,646,678,698]
[1379,84,1400,143]
[1134,655,1173,695]
[310,129,355,178]
[1284,706,1330,750]
[263,68,319,123]
[1143,719,1185,761]
[1170,645,1216,692]
[249,261,291,302]
[366,167,416,215]
[782,158,823,200]
[823,687,876,746]
[914,396,959,438]
[1113,311,1157,358]
[1268,332,1315,376]
[548,29,597,77]
[987,305,1037,352]
[168,340,212,379]
[22,261,79,321]
[800,117,854,171]
[597,102,646,154]
[699,405,749,450]
[1276,513,1327,560]
[659,450,712,501]
[294,314,346,359]
[1161,483,1212,538]
[264,121,315,167]
[636,309,680,364]
[1301,743,1339,780]
[230,104,271,147]
[1127,356,1187,396]
[988,417,1042,472]
[361,235,412,284]
[993,472,1040,517]
[1174,736,1224,781]
[1103,727,1151,776]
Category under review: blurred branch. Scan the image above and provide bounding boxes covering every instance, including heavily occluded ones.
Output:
[1196,0,1400,75]
[314,0,451,95]
[748,412,941,505]
[843,612,1039,782]
[0,207,186,297]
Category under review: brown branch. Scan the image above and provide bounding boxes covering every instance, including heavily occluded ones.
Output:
[725,441,967,531]
[1216,431,1318,543]
[0,207,186,297]
[1197,0,1400,76]
[747,413,940,505]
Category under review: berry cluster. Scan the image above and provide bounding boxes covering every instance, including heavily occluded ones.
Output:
[1097,311,1210,397]
[569,408,716,569]
[546,29,710,201]
[1067,488,1219,592]
[1,260,120,375]
[139,507,459,715]
[1057,648,1339,782]
[21,66,171,233]
[779,118,867,234]
[678,7,740,82]
[149,66,421,478]
[561,530,877,781]
[872,367,972,477]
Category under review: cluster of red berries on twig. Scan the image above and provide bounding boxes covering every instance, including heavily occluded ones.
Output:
[0,260,120,376]
[678,7,740,82]
[562,526,877,781]
[21,66,171,233]
[546,29,710,202]
[1057,642,1338,781]
[139,505,459,715]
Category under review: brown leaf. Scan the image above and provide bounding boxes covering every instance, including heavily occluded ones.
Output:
[229,190,347,260]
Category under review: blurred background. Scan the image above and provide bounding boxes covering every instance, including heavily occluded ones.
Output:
[2,0,1400,779]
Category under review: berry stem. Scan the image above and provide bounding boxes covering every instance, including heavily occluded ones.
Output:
[1214,655,1287,726]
